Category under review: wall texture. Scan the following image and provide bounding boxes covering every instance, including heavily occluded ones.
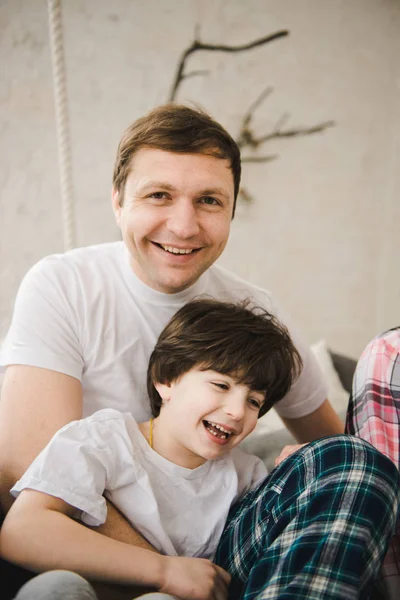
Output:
[1,0,399,357]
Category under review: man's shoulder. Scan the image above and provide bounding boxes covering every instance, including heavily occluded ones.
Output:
[27,242,124,285]
[39,241,123,270]
[207,264,275,309]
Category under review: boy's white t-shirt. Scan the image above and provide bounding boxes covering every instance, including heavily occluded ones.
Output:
[11,408,268,559]
[0,242,327,421]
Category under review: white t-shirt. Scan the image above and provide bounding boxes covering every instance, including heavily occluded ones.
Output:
[0,242,327,421]
[11,408,267,559]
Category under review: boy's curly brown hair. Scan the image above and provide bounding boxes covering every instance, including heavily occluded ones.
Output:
[147,298,302,418]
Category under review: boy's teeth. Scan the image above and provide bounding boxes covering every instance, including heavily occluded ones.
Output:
[161,245,194,255]
[204,420,232,439]
[209,421,230,434]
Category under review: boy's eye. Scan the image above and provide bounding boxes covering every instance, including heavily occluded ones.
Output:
[248,398,262,410]
[212,382,229,391]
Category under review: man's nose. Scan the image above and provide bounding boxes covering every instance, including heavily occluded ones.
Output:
[166,200,200,239]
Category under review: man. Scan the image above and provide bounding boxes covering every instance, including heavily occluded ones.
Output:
[1,104,395,600]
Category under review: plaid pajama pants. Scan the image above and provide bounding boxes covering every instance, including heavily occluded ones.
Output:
[215,435,400,600]
[346,327,400,599]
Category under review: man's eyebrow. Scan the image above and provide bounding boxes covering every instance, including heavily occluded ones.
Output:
[138,181,176,193]
[137,182,231,200]
[200,188,230,200]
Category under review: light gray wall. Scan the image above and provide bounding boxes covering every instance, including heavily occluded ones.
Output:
[1,0,399,357]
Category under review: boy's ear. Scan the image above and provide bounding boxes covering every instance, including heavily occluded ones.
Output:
[154,381,172,402]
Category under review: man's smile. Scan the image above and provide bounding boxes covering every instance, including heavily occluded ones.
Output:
[154,242,202,255]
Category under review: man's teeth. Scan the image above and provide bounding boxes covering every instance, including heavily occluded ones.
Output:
[161,245,194,255]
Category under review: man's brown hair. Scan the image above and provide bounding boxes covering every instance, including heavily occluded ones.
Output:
[147,298,302,418]
[112,104,241,216]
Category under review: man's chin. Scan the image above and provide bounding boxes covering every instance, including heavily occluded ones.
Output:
[150,262,210,294]
[151,274,200,294]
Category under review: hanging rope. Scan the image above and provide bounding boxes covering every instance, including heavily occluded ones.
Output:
[47,0,76,251]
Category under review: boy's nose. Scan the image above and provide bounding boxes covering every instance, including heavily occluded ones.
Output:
[224,397,246,421]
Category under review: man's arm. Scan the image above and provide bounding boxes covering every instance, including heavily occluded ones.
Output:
[281,398,344,443]
[0,365,82,513]
[273,399,344,467]
[96,501,158,551]
[0,366,155,552]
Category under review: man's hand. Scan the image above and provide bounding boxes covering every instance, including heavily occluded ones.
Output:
[160,556,231,600]
[274,444,307,467]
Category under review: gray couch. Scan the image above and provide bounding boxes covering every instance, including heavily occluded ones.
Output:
[241,350,357,471]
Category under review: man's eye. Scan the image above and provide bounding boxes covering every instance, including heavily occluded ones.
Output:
[149,192,168,199]
[200,196,219,205]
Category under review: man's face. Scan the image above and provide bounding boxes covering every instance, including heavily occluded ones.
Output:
[112,149,235,294]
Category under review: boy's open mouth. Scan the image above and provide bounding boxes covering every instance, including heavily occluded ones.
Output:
[203,420,233,440]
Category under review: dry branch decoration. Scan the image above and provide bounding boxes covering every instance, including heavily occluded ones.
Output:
[169,28,335,202]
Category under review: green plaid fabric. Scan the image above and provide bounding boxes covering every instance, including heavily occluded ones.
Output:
[215,435,400,600]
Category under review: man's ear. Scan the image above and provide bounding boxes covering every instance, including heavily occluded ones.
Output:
[154,381,172,402]
[111,188,122,227]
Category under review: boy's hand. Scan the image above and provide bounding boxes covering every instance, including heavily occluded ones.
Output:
[160,555,231,600]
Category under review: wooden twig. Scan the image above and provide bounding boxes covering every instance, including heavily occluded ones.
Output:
[167,27,335,205]
[237,85,335,152]
[238,186,254,204]
[257,120,336,143]
[169,30,289,101]
[242,86,274,127]
[241,155,278,163]
[181,69,209,82]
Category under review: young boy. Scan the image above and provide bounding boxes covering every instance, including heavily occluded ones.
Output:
[1,298,302,600]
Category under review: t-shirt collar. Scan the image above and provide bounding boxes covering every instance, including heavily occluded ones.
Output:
[121,243,209,305]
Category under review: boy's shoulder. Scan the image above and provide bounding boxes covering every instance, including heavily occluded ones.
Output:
[220,446,268,494]
[229,446,266,469]
[55,408,136,442]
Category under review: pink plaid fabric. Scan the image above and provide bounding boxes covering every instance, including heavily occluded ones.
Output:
[346,327,400,597]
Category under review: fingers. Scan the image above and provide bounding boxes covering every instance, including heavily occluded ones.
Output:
[274,443,307,467]
[211,566,231,600]
[216,564,231,587]
[162,556,231,600]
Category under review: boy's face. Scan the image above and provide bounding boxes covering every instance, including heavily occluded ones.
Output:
[155,368,265,469]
